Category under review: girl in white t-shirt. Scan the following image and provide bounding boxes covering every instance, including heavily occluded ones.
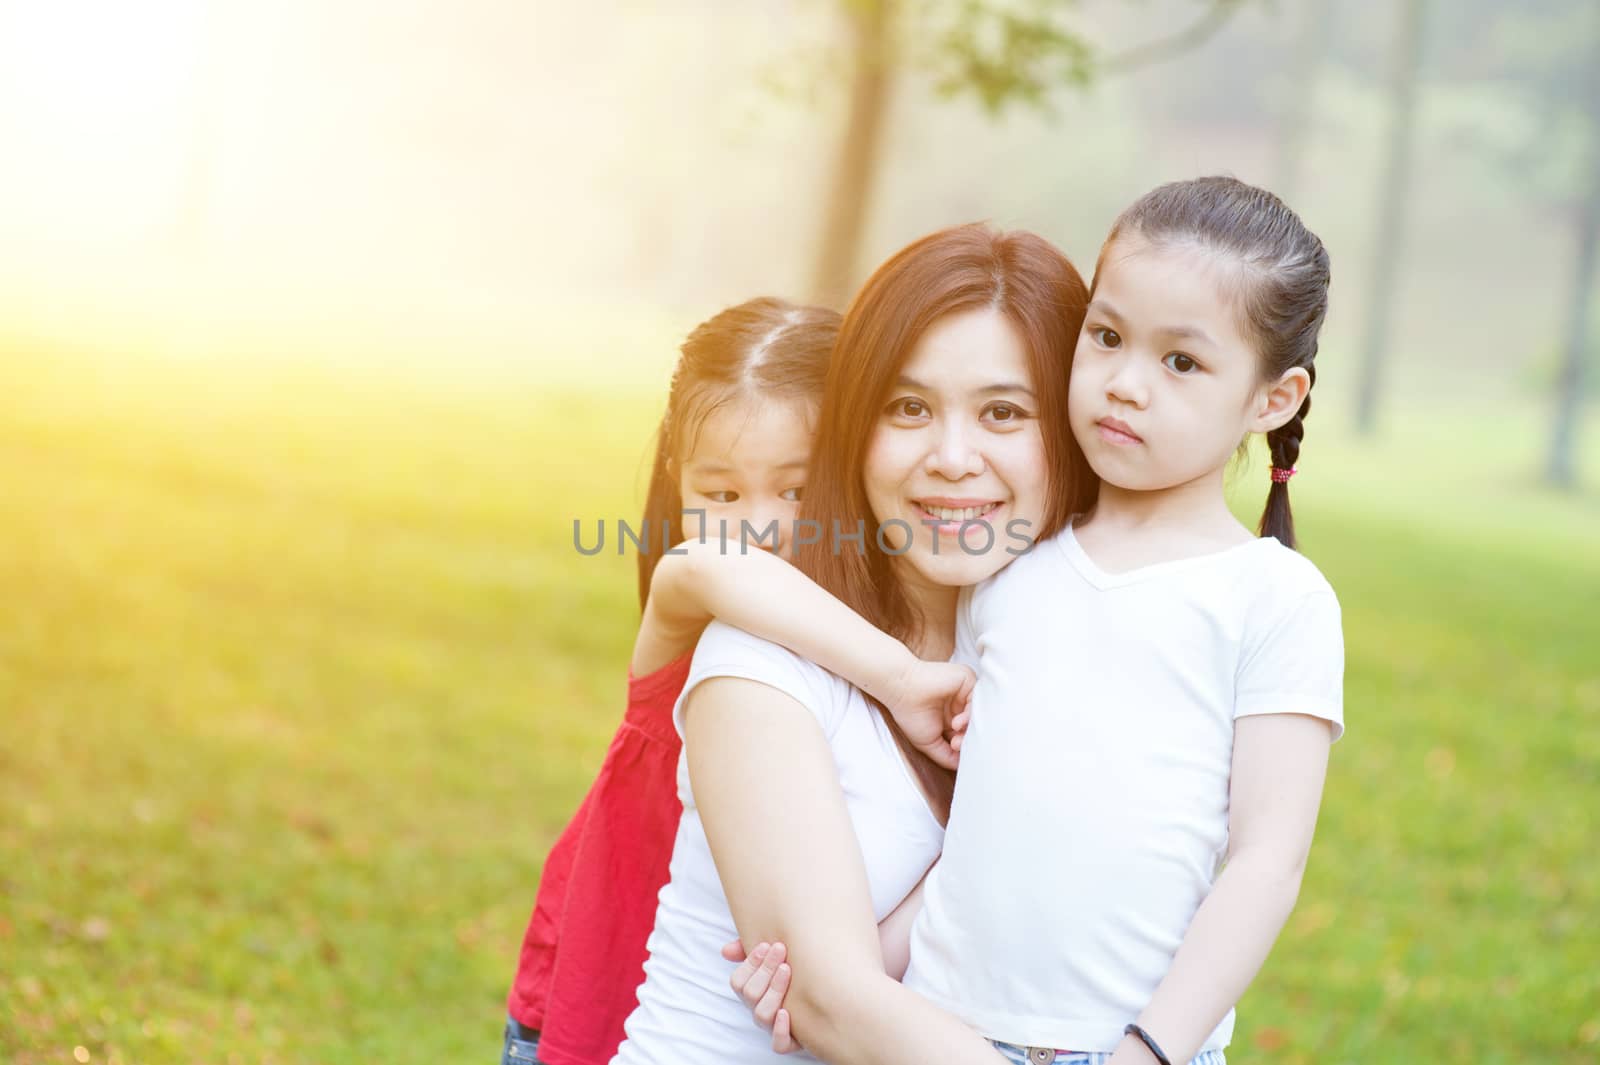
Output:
[713,177,1345,1065]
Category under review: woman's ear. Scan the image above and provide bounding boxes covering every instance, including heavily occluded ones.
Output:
[1251,367,1311,433]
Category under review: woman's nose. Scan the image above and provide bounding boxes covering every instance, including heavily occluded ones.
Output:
[924,420,986,479]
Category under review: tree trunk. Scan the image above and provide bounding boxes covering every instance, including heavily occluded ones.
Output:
[810,0,893,309]
[1270,0,1335,204]
[1545,15,1600,489]
[1353,0,1427,436]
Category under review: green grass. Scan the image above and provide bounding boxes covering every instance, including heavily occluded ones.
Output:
[3,342,1597,1064]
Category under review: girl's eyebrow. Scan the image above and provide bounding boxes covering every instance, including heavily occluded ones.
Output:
[895,375,1036,398]
[687,458,809,474]
[1085,299,1124,322]
[1161,324,1217,346]
[1086,300,1216,347]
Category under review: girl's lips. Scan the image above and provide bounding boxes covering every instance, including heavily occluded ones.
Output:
[1096,418,1143,445]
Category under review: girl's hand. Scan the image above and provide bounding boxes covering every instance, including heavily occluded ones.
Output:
[720,938,801,1053]
[881,659,977,769]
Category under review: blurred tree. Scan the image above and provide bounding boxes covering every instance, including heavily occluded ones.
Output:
[1269,0,1335,203]
[1425,0,1599,484]
[1353,0,1428,436]
[813,0,895,309]
[1545,9,1600,489]
[809,0,1251,307]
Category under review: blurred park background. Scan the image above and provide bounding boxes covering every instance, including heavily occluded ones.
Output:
[2,0,1598,1062]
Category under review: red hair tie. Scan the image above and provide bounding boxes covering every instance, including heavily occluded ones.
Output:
[1270,466,1297,483]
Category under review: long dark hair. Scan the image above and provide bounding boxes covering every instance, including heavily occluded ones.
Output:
[1098,175,1331,549]
[637,298,839,607]
[795,223,1094,817]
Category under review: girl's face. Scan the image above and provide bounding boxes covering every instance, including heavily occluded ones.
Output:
[678,397,812,555]
[1069,236,1280,492]
[863,307,1048,591]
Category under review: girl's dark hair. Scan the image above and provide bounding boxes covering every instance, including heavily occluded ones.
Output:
[637,298,839,606]
[796,223,1094,818]
[1099,175,1331,549]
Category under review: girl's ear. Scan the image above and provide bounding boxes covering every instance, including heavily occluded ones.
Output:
[1251,367,1311,433]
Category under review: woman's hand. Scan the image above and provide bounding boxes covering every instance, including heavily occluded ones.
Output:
[880,659,977,768]
[721,939,801,1053]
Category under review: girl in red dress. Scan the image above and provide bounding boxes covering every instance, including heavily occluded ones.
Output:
[502,298,840,1065]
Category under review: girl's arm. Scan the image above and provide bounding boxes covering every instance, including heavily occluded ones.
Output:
[686,676,1006,1065]
[1106,713,1333,1065]
[644,540,971,767]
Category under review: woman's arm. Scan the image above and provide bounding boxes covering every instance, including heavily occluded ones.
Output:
[648,541,970,767]
[1106,713,1333,1065]
[721,868,930,1053]
[685,676,1006,1065]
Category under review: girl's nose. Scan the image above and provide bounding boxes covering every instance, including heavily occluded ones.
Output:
[1105,357,1150,408]
[746,501,790,554]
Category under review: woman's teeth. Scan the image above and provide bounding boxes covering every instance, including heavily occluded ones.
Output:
[922,504,994,522]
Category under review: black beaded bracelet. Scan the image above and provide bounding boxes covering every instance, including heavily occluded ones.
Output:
[1124,1023,1174,1065]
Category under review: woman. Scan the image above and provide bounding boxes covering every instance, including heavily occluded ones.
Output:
[612,222,1095,1065]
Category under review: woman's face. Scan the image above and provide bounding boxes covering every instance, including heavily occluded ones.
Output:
[863,307,1049,592]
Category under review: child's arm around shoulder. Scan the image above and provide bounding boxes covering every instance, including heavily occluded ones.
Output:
[641,539,972,767]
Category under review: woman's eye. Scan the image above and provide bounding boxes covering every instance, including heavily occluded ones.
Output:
[890,398,929,419]
[780,487,804,502]
[986,404,1023,424]
[705,490,738,503]
[1092,327,1121,349]
[1163,352,1199,374]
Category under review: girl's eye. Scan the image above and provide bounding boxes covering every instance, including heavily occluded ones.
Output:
[889,398,929,419]
[705,490,739,503]
[780,487,804,502]
[1092,326,1121,349]
[1163,352,1200,374]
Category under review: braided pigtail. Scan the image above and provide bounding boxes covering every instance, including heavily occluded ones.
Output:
[1260,384,1310,548]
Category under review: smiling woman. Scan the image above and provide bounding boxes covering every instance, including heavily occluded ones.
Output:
[796,222,1098,658]
[865,306,1050,588]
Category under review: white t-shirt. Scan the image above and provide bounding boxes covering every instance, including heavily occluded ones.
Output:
[614,621,945,1065]
[906,526,1344,1053]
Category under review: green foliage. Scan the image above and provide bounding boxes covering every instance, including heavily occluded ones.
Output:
[780,0,1256,117]
[918,0,1097,113]
[2,343,1598,1063]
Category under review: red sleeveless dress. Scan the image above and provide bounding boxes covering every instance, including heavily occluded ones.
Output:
[507,652,692,1065]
